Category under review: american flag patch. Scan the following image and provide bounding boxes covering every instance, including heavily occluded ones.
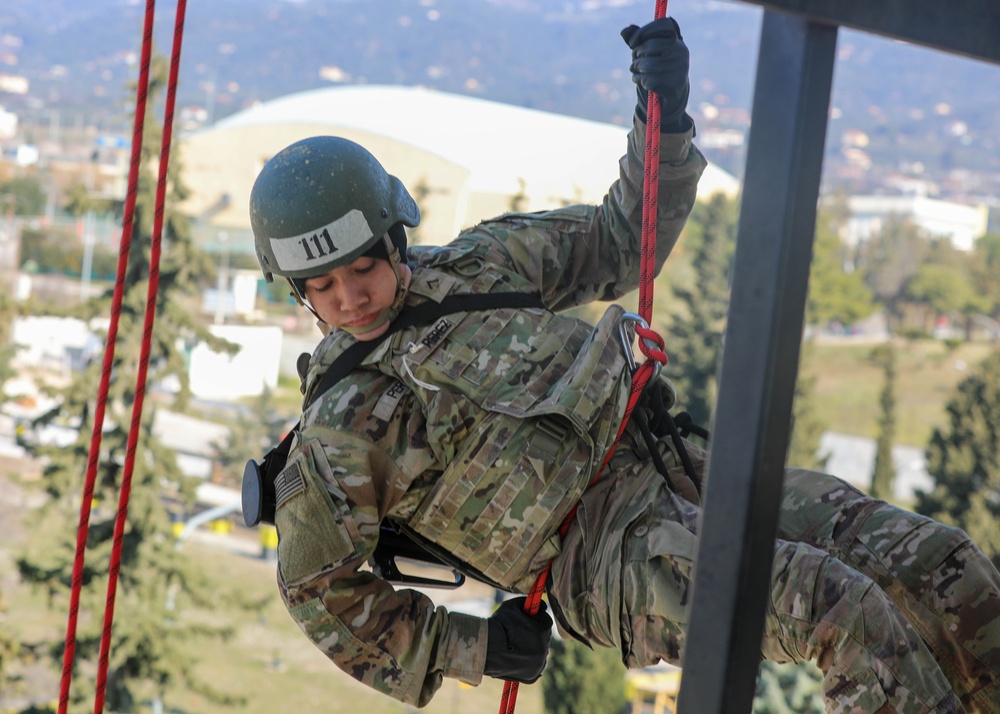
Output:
[275,460,306,508]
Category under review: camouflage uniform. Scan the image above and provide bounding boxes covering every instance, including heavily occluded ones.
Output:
[551,440,1000,713]
[271,116,1000,711]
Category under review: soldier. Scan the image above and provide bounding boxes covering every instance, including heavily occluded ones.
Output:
[246,17,1000,713]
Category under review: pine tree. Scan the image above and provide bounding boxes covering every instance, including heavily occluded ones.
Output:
[0,252,22,388]
[665,193,735,428]
[0,585,22,700]
[858,217,930,335]
[508,178,529,213]
[211,386,292,490]
[542,637,626,714]
[869,343,897,501]
[16,54,244,713]
[785,351,829,471]
[406,176,447,245]
[805,206,875,331]
[971,233,1000,333]
[915,348,1000,567]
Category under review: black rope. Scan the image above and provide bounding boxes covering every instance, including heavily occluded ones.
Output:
[642,380,708,498]
[632,407,677,492]
[661,408,702,498]
[673,410,710,441]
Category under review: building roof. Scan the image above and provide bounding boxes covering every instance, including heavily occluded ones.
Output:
[845,194,988,250]
[214,84,740,199]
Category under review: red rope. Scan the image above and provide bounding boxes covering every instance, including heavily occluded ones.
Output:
[94,2,187,710]
[498,1,669,711]
[56,1,189,712]
[57,2,157,710]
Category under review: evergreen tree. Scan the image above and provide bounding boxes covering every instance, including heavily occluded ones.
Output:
[869,343,897,501]
[0,175,47,216]
[541,637,626,714]
[665,193,735,428]
[406,176,447,244]
[915,348,1000,567]
[0,287,18,389]
[904,258,986,336]
[857,217,930,334]
[971,233,1000,331]
[508,178,529,213]
[16,54,243,713]
[0,586,22,700]
[785,350,828,471]
[805,208,875,331]
[211,386,292,490]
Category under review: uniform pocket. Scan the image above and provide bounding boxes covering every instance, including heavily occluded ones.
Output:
[275,439,361,587]
[621,516,698,668]
[408,410,593,589]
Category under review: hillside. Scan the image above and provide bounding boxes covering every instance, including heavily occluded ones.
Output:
[1,0,998,195]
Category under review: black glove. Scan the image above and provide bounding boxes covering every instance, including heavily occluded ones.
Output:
[483,597,553,684]
[621,17,691,133]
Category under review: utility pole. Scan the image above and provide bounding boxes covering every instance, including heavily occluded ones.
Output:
[213,231,229,325]
[80,210,96,301]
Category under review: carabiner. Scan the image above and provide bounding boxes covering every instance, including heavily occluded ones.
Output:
[617,312,663,382]
[618,312,645,374]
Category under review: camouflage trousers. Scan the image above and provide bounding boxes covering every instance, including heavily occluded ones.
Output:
[549,440,1000,714]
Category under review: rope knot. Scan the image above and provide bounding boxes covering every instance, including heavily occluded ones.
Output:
[635,324,668,366]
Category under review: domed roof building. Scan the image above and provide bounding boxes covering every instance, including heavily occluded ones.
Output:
[180,84,740,246]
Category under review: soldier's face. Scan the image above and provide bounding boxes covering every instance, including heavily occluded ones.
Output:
[303,256,409,341]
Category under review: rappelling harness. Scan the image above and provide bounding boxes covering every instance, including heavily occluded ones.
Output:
[242,290,707,591]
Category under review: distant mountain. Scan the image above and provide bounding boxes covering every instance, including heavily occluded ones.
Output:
[2,0,998,198]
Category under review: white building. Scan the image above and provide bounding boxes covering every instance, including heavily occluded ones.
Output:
[10,316,282,401]
[179,85,740,244]
[186,324,283,399]
[819,432,932,505]
[0,73,28,95]
[201,268,261,321]
[843,195,989,251]
[0,105,17,140]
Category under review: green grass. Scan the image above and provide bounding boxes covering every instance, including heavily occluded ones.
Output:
[1,518,542,714]
[168,544,541,714]
[803,338,995,447]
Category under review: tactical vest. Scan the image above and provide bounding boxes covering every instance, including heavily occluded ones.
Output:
[294,244,632,592]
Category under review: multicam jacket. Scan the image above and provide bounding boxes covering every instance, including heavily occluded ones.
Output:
[273,116,707,706]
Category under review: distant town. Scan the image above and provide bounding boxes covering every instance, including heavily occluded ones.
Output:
[1,0,998,210]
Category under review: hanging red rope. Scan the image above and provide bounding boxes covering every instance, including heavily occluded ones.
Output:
[498,1,669,711]
[94,2,188,710]
[57,1,190,712]
[57,1,156,709]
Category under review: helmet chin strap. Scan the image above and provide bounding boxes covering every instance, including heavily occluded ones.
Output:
[383,232,410,319]
[285,282,330,336]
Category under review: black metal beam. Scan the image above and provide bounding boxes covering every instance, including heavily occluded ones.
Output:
[676,13,837,714]
[736,0,1000,65]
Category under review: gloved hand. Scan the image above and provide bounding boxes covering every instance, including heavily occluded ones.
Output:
[621,17,691,132]
[483,597,553,683]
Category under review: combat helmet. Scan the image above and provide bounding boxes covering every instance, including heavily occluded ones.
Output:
[249,136,420,305]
